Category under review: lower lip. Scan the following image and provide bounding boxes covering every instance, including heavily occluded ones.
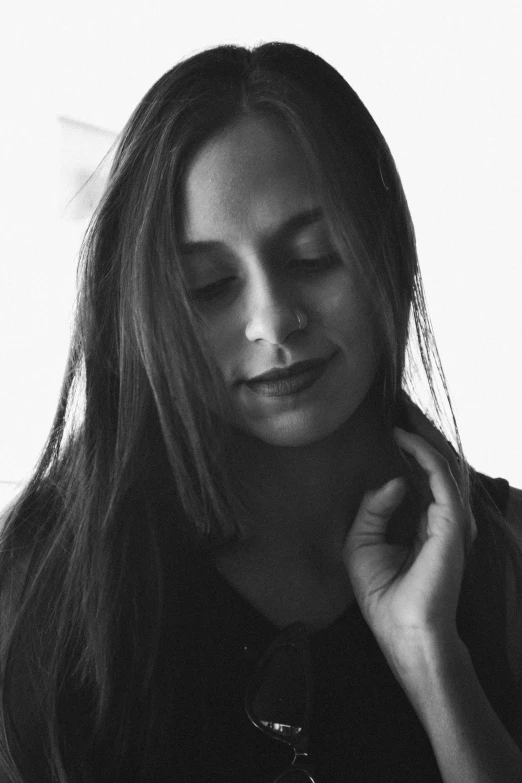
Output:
[244,362,328,398]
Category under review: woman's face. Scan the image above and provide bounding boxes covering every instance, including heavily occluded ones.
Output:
[181,115,381,447]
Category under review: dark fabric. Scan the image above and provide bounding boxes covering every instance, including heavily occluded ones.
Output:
[110,471,519,783]
[7,473,521,782]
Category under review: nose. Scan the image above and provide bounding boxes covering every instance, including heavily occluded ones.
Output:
[244,268,301,345]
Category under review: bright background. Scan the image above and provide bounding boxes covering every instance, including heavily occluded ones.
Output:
[1,0,521,510]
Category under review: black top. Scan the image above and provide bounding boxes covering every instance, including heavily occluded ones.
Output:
[8,473,522,782]
[149,473,521,783]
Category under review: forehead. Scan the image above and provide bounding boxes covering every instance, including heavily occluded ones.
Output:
[181,116,322,244]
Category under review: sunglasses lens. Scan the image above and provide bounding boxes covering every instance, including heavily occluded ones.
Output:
[274,768,316,782]
[249,643,308,738]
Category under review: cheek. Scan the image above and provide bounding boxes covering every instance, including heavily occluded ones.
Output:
[323,280,381,387]
[312,274,376,345]
[199,315,242,378]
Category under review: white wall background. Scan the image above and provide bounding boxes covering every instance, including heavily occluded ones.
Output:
[1,0,521,508]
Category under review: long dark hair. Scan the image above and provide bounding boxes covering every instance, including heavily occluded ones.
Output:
[0,41,519,782]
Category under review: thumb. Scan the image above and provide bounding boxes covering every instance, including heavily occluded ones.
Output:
[345,477,407,551]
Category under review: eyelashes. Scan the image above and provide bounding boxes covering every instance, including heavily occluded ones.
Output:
[286,254,339,273]
[190,254,339,303]
[191,276,237,302]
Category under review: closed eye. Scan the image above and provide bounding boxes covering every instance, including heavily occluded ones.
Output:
[190,276,236,302]
[287,254,339,274]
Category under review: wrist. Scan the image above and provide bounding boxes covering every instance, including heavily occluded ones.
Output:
[398,630,477,736]
[379,626,469,707]
[384,628,522,781]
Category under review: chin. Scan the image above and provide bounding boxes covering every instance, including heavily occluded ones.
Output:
[239,408,359,448]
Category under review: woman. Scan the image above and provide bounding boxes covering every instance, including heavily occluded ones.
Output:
[0,42,521,782]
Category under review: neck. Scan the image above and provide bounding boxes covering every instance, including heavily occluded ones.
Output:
[225,382,405,560]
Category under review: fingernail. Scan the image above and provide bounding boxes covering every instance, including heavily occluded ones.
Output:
[393,427,411,444]
[376,476,405,494]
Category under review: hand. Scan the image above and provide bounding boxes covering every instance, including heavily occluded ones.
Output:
[400,395,464,496]
[343,427,477,665]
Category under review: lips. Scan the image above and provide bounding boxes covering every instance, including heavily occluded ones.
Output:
[243,357,330,398]
[245,358,327,384]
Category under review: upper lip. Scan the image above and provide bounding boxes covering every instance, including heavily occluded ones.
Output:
[245,357,328,384]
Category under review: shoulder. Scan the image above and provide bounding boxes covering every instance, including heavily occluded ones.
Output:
[506,486,522,544]
[504,485,522,685]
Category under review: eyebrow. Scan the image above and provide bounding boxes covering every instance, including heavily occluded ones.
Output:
[179,207,325,256]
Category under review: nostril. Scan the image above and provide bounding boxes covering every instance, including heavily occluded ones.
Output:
[245,304,302,345]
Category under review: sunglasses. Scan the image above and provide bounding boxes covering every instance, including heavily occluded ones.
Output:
[245,621,317,783]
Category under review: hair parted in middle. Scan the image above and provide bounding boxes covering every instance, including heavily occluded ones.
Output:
[75,41,451,548]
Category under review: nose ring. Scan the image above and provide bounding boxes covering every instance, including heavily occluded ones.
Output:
[295,311,307,331]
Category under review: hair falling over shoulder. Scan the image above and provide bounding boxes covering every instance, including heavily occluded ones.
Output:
[0,42,520,783]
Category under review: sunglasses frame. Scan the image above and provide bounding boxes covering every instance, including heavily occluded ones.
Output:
[245,621,316,781]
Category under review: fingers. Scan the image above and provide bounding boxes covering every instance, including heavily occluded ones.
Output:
[343,478,409,596]
[400,400,463,493]
[393,427,461,509]
[393,427,476,552]
[346,477,407,547]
